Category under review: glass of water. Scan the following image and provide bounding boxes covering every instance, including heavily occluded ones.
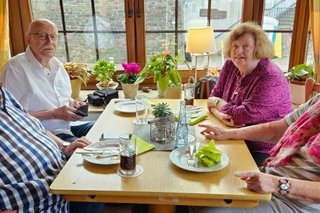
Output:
[133,95,148,125]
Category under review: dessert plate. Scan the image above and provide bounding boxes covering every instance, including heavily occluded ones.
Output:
[169,147,229,172]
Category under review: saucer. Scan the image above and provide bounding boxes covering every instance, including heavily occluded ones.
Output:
[117,165,143,177]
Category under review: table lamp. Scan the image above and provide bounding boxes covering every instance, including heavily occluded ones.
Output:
[186,27,215,81]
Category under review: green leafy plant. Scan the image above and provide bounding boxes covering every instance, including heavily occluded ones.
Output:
[64,62,90,86]
[285,63,313,82]
[135,50,190,92]
[92,59,116,87]
[152,102,173,118]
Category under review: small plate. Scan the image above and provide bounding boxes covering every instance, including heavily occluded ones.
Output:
[114,100,150,113]
[169,147,229,172]
[82,141,120,165]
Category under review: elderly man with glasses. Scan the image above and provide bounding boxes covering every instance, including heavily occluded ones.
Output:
[2,19,93,142]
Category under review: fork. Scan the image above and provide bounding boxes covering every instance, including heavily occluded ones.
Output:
[187,143,195,166]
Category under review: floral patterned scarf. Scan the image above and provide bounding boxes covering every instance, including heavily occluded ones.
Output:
[264,100,320,167]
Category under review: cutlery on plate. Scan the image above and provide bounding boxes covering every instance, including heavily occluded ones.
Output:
[194,142,200,168]
[95,153,119,159]
[187,143,195,166]
[76,150,104,154]
[77,148,119,155]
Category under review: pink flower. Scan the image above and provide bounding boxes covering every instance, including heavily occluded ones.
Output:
[122,62,141,75]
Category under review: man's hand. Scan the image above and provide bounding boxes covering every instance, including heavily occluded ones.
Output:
[63,137,91,157]
[199,124,229,140]
[235,171,279,193]
[69,99,86,108]
[53,105,83,121]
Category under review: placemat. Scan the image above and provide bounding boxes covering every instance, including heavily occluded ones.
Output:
[133,124,196,151]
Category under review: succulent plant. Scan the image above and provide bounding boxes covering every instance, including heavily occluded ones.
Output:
[152,102,173,118]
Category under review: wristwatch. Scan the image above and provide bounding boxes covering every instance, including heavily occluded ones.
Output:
[279,178,290,194]
[60,141,71,151]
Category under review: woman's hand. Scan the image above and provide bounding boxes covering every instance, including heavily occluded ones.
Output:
[63,137,91,157]
[199,124,229,140]
[207,97,220,111]
[235,171,279,193]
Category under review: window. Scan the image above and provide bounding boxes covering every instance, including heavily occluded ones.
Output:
[30,0,305,72]
[31,0,243,69]
[262,0,297,71]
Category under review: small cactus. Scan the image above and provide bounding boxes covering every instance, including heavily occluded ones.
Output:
[152,102,172,118]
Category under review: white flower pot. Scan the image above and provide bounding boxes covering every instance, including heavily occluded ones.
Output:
[289,82,305,105]
[121,83,139,98]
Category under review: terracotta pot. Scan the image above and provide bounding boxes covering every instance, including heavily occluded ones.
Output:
[70,79,82,99]
[121,83,139,98]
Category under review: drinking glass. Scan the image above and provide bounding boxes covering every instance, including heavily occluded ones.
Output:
[133,95,148,125]
[184,83,195,106]
[119,133,136,176]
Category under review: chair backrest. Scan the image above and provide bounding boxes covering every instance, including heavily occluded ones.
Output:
[305,78,320,102]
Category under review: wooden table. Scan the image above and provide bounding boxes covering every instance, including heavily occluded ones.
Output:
[50,99,271,212]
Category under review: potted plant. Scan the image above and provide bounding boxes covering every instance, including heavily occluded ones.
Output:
[64,62,91,98]
[135,50,189,98]
[149,102,175,144]
[285,63,313,105]
[117,62,141,98]
[92,59,117,90]
[286,63,313,105]
[286,63,313,83]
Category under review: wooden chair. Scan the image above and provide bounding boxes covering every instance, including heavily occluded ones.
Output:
[304,78,320,102]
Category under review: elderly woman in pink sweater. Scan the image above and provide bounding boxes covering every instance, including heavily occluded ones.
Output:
[207,22,292,166]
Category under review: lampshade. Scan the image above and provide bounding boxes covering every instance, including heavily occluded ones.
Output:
[186,27,215,53]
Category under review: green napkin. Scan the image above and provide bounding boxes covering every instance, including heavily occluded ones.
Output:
[146,100,156,107]
[131,135,155,155]
[190,115,208,126]
[173,114,208,126]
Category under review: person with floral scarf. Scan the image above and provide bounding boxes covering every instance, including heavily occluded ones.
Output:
[193,94,320,212]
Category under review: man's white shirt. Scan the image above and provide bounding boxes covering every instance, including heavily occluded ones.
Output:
[2,47,72,134]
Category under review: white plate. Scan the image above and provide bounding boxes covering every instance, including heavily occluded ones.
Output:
[114,100,149,113]
[169,147,229,172]
[96,82,119,90]
[82,141,120,165]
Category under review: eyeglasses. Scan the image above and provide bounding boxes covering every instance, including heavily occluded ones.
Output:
[30,32,57,41]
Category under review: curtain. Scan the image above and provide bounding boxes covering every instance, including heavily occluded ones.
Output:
[310,0,320,82]
[0,0,10,72]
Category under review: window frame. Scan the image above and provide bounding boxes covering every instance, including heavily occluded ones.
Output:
[10,0,309,74]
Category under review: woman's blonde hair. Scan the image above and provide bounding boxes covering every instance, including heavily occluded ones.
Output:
[223,22,274,59]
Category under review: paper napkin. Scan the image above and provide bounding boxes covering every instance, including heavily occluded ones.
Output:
[131,134,155,155]
[189,115,208,126]
[173,114,208,126]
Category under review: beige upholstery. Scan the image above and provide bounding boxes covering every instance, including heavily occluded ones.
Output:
[305,78,320,102]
